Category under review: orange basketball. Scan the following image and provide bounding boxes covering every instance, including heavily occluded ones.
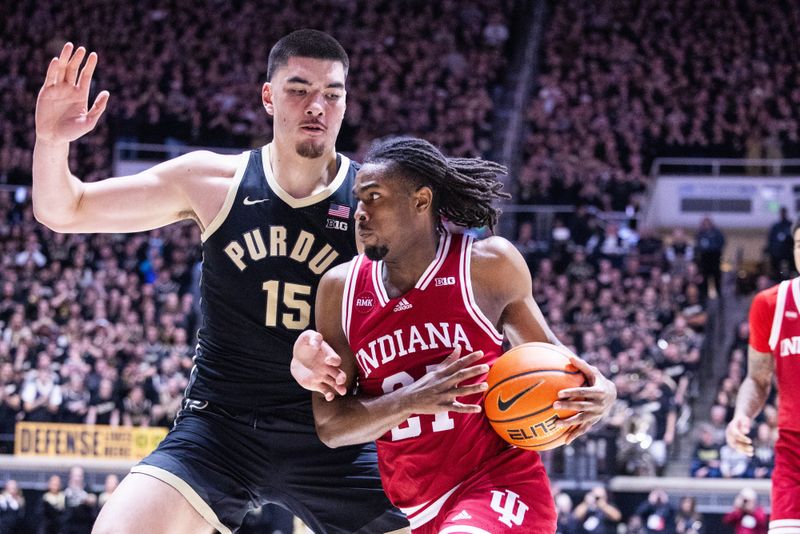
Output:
[484,342,587,451]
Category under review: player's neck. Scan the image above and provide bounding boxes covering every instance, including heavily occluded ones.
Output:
[268,139,338,198]
[382,230,440,298]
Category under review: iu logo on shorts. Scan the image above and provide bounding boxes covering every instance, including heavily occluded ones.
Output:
[490,489,529,527]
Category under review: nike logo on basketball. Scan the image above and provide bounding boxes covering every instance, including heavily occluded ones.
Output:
[243,196,269,205]
[497,381,543,412]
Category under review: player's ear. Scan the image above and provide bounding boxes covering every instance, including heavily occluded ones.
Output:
[414,186,433,214]
[262,82,275,115]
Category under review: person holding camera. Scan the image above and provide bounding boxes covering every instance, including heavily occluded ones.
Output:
[572,486,621,534]
[722,488,767,534]
[634,489,676,534]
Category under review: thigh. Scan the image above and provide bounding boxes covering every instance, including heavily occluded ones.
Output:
[261,418,407,534]
[92,473,215,534]
[428,449,556,534]
[132,408,262,533]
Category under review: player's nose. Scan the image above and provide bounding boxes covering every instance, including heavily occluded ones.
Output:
[305,94,325,116]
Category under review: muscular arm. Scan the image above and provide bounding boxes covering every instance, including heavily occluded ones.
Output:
[33,43,237,234]
[735,347,774,419]
[311,264,487,448]
[472,237,616,441]
[726,346,774,455]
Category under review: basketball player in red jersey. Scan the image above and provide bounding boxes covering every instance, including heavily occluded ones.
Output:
[727,220,800,534]
[293,137,617,533]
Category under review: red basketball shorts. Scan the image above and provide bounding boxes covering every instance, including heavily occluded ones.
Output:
[411,447,556,534]
[770,428,800,533]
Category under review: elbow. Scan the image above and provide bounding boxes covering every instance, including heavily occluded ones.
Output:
[32,204,72,233]
[315,421,348,448]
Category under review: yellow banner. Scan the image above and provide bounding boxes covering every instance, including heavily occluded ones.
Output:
[14,422,167,459]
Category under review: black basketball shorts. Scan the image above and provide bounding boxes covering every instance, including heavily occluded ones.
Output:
[133,400,408,533]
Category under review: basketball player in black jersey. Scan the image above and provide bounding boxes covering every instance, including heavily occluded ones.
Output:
[33,30,407,534]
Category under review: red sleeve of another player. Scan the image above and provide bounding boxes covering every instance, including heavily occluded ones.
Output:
[749,288,776,353]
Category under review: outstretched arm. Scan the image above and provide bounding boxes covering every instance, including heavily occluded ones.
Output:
[726,346,773,456]
[308,265,488,448]
[33,43,236,234]
[472,237,616,444]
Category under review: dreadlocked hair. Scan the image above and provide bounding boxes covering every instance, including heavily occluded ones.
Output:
[364,136,511,231]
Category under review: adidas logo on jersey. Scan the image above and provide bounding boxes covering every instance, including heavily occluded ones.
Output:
[393,298,413,312]
[452,510,472,521]
[435,276,456,287]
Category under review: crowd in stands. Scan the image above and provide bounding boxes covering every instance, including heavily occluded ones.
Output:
[518,209,718,476]
[554,485,768,534]
[521,0,800,210]
[0,0,512,188]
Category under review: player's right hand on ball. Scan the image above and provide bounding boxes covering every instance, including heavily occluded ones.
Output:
[725,414,753,456]
[291,330,347,401]
[402,346,489,415]
[36,42,109,143]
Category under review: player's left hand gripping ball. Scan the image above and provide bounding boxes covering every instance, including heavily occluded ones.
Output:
[553,355,617,445]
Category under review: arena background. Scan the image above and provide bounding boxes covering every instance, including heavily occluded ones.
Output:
[0,0,795,532]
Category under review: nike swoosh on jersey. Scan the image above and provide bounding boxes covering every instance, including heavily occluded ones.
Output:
[497,380,544,412]
[243,196,269,205]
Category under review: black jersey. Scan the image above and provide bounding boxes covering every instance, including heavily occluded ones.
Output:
[187,144,358,413]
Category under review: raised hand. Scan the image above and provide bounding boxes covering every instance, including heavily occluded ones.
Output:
[401,347,489,415]
[36,43,110,143]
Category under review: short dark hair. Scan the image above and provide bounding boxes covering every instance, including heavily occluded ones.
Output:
[267,29,349,81]
[364,136,510,231]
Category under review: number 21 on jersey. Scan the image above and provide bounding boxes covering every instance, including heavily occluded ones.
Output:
[382,367,455,441]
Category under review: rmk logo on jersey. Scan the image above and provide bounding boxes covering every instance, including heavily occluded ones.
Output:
[326,218,348,231]
[355,292,375,313]
[490,490,529,527]
[435,276,456,287]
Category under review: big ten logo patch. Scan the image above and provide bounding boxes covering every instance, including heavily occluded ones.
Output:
[435,276,456,287]
[355,291,376,313]
[490,490,529,527]
[326,218,348,231]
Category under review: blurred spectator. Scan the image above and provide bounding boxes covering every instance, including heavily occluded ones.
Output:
[121,385,152,427]
[572,486,621,534]
[60,373,91,424]
[719,442,752,479]
[674,496,704,534]
[766,207,794,280]
[63,466,97,534]
[749,422,775,479]
[97,474,119,509]
[722,488,767,534]
[21,355,62,422]
[555,490,579,534]
[86,379,121,426]
[694,217,725,299]
[0,479,26,533]
[0,363,21,453]
[39,474,65,534]
[634,489,676,534]
[690,424,722,478]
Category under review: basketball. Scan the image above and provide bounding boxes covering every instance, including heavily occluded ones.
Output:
[484,342,588,451]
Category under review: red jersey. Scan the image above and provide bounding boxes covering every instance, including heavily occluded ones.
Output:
[749,278,800,431]
[343,232,534,515]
